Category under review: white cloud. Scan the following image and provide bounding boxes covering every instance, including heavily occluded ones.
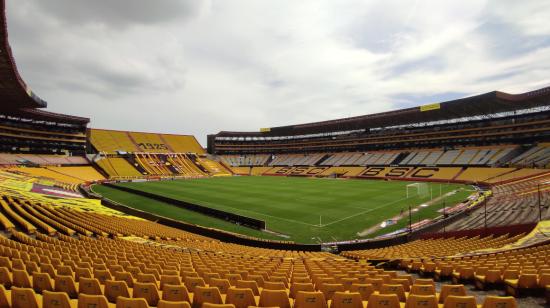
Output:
[6,0,550,146]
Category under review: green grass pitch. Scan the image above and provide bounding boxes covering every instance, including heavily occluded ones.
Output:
[93,176,472,244]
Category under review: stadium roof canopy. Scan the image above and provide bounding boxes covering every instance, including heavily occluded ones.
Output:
[0,0,88,125]
[216,86,550,137]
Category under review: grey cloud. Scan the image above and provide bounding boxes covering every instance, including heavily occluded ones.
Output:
[475,20,550,59]
[65,62,153,98]
[385,55,446,78]
[345,2,415,53]
[32,0,203,27]
[6,0,550,146]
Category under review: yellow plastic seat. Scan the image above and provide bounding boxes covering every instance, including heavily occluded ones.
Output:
[184,277,206,293]
[263,281,286,291]
[127,267,142,280]
[137,273,157,285]
[75,268,93,282]
[192,286,223,308]
[202,304,235,308]
[203,273,221,284]
[94,270,112,285]
[505,274,538,296]
[320,283,345,301]
[388,279,410,293]
[259,289,291,308]
[11,287,40,308]
[366,293,402,308]
[365,279,383,292]
[268,276,289,288]
[247,275,265,288]
[409,285,436,296]
[41,264,57,279]
[442,296,477,308]
[290,283,315,299]
[114,272,135,288]
[108,265,124,276]
[293,277,312,284]
[133,282,160,307]
[350,284,374,301]
[180,271,199,280]
[56,266,74,278]
[451,268,474,284]
[157,300,192,308]
[162,284,192,302]
[12,269,32,288]
[379,284,406,302]
[474,270,501,290]
[11,259,25,271]
[210,278,232,294]
[236,280,260,296]
[116,296,149,308]
[0,285,11,308]
[329,291,362,308]
[413,279,434,287]
[224,274,242,287]
[404,295,437,308]
[225,287,257,308]
[25,261,40,276]
[79,277,103,295]
[438,285,466,304]
[55,275,78,299]
[340,278,359,291]
[160,275,181,290]
[294,291,327,308]
[0,267,13,289]
[0,258,11,271]
[42,290,76,308]
[33,272,54,294]
[434,265,453,281]
[105,280,130,303]
[481,296,517,308]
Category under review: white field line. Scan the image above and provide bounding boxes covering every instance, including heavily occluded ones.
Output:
[167,194,320,227]
[319,196,413,228]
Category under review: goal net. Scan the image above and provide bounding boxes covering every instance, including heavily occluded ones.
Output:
[406,183,429,198]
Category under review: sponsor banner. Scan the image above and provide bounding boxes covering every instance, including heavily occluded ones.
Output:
[260,127,271,132]
[268,167,329,176]
[420,103,441,112]
[358,167,413,178]
[357,167,461,180]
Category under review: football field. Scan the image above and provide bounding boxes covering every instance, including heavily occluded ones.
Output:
[93,176,472,243]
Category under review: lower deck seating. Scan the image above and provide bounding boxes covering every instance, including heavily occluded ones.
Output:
[447,174,550,231]
[96,157,143,178]
[0,230,519,308]
[340,234,524,260]
[46,167,105,182]
[485,169,550,184]
[0,154,88,166]
[454,168,515,182]
[8,167,86,185]
[95,154,230,179]
[0,167,523,307]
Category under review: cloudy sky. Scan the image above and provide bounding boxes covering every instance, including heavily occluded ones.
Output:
[6,0,550,145]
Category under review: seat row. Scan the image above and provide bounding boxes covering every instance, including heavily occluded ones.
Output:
[0,284,519,308]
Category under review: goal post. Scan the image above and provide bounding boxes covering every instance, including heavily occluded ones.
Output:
[406,182,429,198]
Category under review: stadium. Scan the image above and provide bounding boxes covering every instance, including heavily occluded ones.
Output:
[1,0,550,307]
